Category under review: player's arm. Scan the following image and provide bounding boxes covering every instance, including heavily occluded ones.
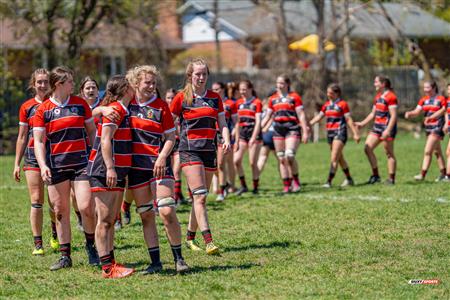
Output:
[13,125,28,182]
[92,106,120,123]
[218,113,231,153]
[296,106,309,143]
[33,128,51,184]
[250,113,261,145]
[346,115,360,143]
[355,106,376,128]
[261,109,273,129]
[428,106,445,120]
[101,124,118,188]
[154,129,176,179]
[85,119,96,147]
[309,111,324,126]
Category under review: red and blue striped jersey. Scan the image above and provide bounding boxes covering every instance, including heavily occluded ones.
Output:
[129,96,175,170]
[320,99,350,135]
[417,95,446,131]
[87,101,132,179]
[268,92,303,124]
[19,98,42,164]
[446,97,450,127]
[33,95,93,170]
[170,90,224,152]
[236,97,262,128]
[373,90,397,131]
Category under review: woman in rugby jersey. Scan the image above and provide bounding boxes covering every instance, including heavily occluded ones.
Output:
[233,80,263,195]
[33,66,98,270]
[170,58,230,255]
[13,68,59,255]
[405,81,447,181]
[261,75,309,193]
[212,81,238,201]
[125,65,189,274]
[309,83,360,188]
[165,88,186,204]
[87,75,134,278]
[355,75,398,185]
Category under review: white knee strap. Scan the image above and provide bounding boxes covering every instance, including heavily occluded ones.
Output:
[136,203,154,214]
[276,151,285,158]
[286,149,295,157]
[157,197,176,208]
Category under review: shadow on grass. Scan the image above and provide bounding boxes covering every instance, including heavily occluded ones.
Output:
[224,240,296,253]
[126,262,259,276]
[114,243,141,251]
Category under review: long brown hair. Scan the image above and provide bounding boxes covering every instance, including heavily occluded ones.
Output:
[182,58,209,106]
[327,83,342,97]
[239,79,257,98]
[101,75,129,106]
[45,66,74,99]
[424,80,439,94]
[376,75,392,90]
[79,76,99,96]
[277,74,291,92]
[28,68,49,96]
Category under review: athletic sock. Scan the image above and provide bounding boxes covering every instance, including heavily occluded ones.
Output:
[148,247,160,265]
[84,232,95,247]
[389,173,395,182]
[219,184,226,195]
[440,168,446,177]
[343,168,351,179]
[34,236,43,249]
[122,201,131,212]
[292,174,300,185]
[175,180,182,200]
[201,229,213,244]
[60,243,71,257]
[421,169,427,178]
[170,244,184,262]
[252,178,259,190]
[288,177,293,187]
[372,167,379,177]
[75,211,82,224]
[51,221,57,239]
[186,230,196,241]
[327,172,335,184]
[239,176,247,189]
[110,250,115,264]
[282,178,290,188]
[100,254,113,272]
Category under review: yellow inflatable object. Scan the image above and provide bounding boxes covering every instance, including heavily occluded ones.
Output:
[289,34,336,54]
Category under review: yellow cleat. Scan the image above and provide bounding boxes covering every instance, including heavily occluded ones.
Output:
[205,242,220,255]
[50,237,59,252]
[186,240,203,251]
[32,248,44,256]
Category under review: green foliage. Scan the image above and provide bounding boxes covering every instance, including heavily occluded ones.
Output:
[1,134,448,298]
[368,40,413,67]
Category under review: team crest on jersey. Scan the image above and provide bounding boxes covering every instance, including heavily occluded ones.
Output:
[203,102,210,107]
[70,106,79,114]
[147,109,154,119]
[54,108,61,115]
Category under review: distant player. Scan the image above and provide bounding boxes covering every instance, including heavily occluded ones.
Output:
[405,81,446,181]
[309,83,360,187]
[355,75,398,185]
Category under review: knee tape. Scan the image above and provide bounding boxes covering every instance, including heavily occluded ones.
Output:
[285,149,295,157]
[136,203,154,214]
[31,203,43,209]
[157,197,176,208]
[192,187,208,196]
[276,151,285,158]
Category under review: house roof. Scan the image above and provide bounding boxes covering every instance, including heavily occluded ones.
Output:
[178,0,450,39]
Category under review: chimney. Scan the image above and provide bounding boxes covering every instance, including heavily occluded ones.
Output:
[157,1,181,41]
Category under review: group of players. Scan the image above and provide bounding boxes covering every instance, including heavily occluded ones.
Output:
[13,57,450,279]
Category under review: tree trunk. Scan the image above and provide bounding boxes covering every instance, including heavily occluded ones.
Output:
[213,0,222,72]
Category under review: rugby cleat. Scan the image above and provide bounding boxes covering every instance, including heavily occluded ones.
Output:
[175,259,190,274]
[141,262,163,275]
[235,187,248,196]
[384,178,395,185]
[32,247,44,256]
[322,182,331,188]
[102,263,134,279]
[340,178,354,187]
[216,194,225,202]
[367,175,381,184]
[205,242,220,255]
[114,220,122,231]
[414,174,424,181]
[50,256,72,271]
[186,240,203,251]
[86,243,100,266]
[435,175,446,182]
[50,237,59,252]
[123,210,131,225]
[291,181,301,193]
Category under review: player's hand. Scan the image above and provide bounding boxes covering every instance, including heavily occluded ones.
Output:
[106,167,117,188]
[302,129,309,144]
[41,166,52,185]
[13,165,21,182]
[103,106,120,123]
[233,142,239,152]
[353,134,361,144]
[153,156,166,179]
[249,137,256,146]
[404,112,410,119]
[354,122,362,129]
[381,129,390,140]
[222,141,231,154]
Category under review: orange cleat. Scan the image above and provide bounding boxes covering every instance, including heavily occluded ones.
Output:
[102,263,134,279]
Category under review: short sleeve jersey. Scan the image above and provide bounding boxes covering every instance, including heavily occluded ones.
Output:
[268,92,303,124]
[373,90,398,131]
[235,97,262,128]
[33,95,93,170]
[129,96,175,170]
[87,101,132,179]
[417,95,446,131]
[19,98,42,163]
[170,90,224,152]
[446,97,450,128]
[320,99,350,137]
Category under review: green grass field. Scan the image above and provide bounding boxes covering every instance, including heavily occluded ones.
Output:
[0,133,449,299]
